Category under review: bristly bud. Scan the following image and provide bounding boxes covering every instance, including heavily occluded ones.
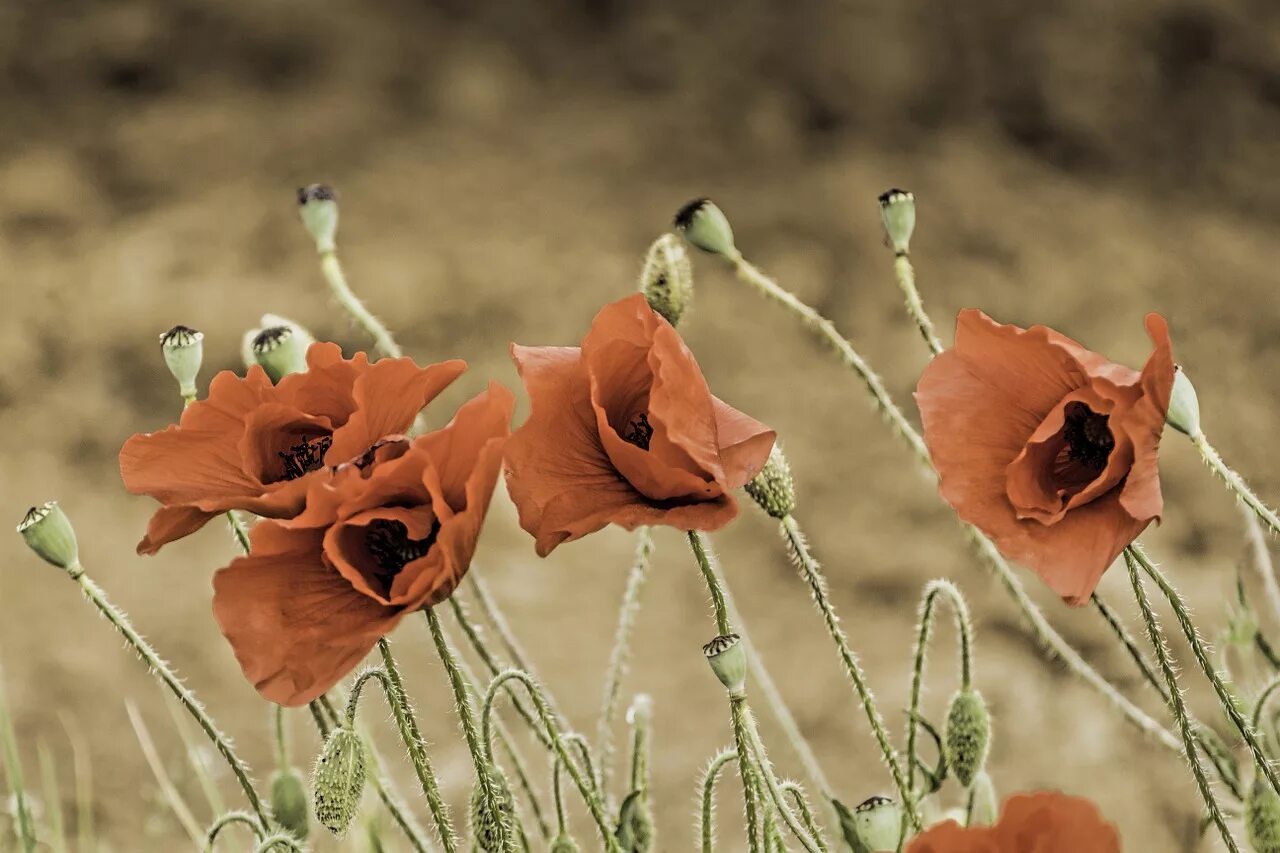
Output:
[878,189,915,256]
[550,833,582,852]
[159,325,204,399]
[1165,366,1202,439]
[967,770,998,827]
[836,795,903,853]
[673,198,737,258]
[745,445,796,519]
[297,184,339,253]
[18,502,80,573]
[312,726,366,836]
[1248,777,1280,853]
[944,689,991,788]
[469,766,517,852]
[615,789,655,852]
[270,768,310,840]
[702,634,747,697]
[639,233,694,326]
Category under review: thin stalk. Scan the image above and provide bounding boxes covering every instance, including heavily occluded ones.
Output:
[781,782,824,848]
[697,749,739,853]
[205,810,264,850]
[273,705,288,771]
[1253,674,1280,736]
[318,250,402,358]
[126,700,204,846]
[468,575,567,725]
[36,740,67,853]
[1194,433,1280,538]
[0,671,36,853]
[906,579,973,796]
[1124,549,1239,852]
[891,253,943,356]
[252,831,305,852]
[739,705,826,853]
[54,713,94,853]
[164,698,227,816]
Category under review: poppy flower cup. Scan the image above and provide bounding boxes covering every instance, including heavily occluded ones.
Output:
[119,343,465,555]
[916,311,1175,604]
[504,293,776,556]
[212,382,513,706]
[906,792,1121,853]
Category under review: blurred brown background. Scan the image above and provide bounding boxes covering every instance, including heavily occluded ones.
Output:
[2,1,1279,850]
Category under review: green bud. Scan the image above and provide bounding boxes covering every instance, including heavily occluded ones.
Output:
[702,634,747,696]
[877,189,915,255]
[1166,366,1201,439]
[312,727,366,836]
[469,766,517,852]
[967,770,998,827]
[835,795,903,853]
[1248,777,1280,853]
[615,790,655,852]
[159,325,204,399]
[673,198,736,258]
[270,768,310,840]
[549,833,581,853]
[18,502,80,573]
[944,689,991,788]
[639,233,694,326]
[297,184,339,253]
[744,445,796,519]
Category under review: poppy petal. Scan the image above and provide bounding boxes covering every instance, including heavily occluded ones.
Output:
[136,505,221,556]
[711,396,776,489]
[1116,313,1175,522]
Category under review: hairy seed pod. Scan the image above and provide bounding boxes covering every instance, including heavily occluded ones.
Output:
[615,790,655,852]
[702,634,747,696]
[638,233,694,327]
[159,325,204,399]
[469,766,517,852]
[1165,367,1201,438]
[673,198,736,258]
[944,689,991,788]
[18,502,80,573]
[270,768,310,840]
[312,727,366,836]
[745,445,796,519]
[1248,777,1280,853]
[877,189,915,255]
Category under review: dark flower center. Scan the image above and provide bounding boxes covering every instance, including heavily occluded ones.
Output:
[1062,402,1114,473]
[364,518,439,582]
[622,413,654,450]
[278,435,332,481]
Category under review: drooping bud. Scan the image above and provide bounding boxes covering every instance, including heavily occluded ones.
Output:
[702,634,747,696]
[615,789,656,852]
[469,766,517,852]
[18,502,80,573]
[673,198,737,258]
[967,770,998,827]
[549,833,582,853]
[312,727,366,836]
[1165,366,1202,439]
[638,233,694,326]
[834,795,903,853]
[1248,777,1280,853]
[159,325,204,399]
[745,445,796,519]
[270,768,310,840]
[877,189,915,255]
[944,689,991,787]
[297,184,339,253]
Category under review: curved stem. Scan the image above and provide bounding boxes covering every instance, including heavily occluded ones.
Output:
[205,811,264,851]
[1253,674,1280,743]
[906,579,974,796]
[781,782,824,848]
[1124,549,1240,852]
[739,704,826,853]
[252,833,305,852]
[318,249,402,358]
[1194,433,1280,538]
[891,253,943,356]
[698,749,739,853]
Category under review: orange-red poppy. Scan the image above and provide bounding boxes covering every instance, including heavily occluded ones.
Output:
[212,382,513,706]
[916,311,1174,604]
[906,792,1121,852]
[120,343,464,555]
[504,294,775,556]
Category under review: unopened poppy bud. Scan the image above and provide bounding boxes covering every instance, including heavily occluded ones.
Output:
[1248,777,1280,853]
[967,770,998,826]
[297,184,339,253]
[878,189,915,256]
[1165,366,1202,438]
[469,766,516,852]
[639,233,694,326]
[550,833,582,853]
[312,726,366,836]
[703,634,747,696]
[159,325,203,399]
[673,198,737,258]
[745,445,796,519]
[615,790,655,852]
[18,502,80,574]
[852,795,903,853]
[944,688,991,787]
[270,768,310,840]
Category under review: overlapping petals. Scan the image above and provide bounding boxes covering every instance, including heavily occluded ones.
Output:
[212,382,513,706]
[907,792,1121,852]
[504,294,776,556]
[120,343,465,555]
[916,311,1175,604]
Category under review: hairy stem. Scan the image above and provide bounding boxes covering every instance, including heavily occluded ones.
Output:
[729,698,764,853]
[318,249,402,358]
[1194,433,1280,538]
[739,705,827,853]
[205,811,264,850]
[891,253,943,356]
[698,749,739,853]
[906,579,974,796]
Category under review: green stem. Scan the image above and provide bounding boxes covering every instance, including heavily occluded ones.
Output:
[687,531,731,634]
[891,253,942,356]
[781,783,824,849]
[0,672,36,853]
[698,749,739,853]
[318,249,402,358]
[906,579,974,797]
[272,705,288,771]
[1194,433,1280,538]
[252,832,305,852]
[205,811,264,850]
[1123,549,1239,852]
[739,705,826,853]
[729,698,764,853]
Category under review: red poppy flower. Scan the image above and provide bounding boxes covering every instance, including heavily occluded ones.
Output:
[211,382,513,706]
[906,792,1121,852]
[916,311,1175,604]
[504,293,775,556]
[120,343,465,555]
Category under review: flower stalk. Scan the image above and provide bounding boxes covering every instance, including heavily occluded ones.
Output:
[1193,432,1280,539]
[906,579,974,795]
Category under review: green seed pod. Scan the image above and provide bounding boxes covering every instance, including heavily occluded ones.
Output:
[877,189,915,255]
[744,445,796,519]
[615,790,655,852]
[702,634,747,696]
[270,768,310,840]
[469,766,517,852]
[548,833,581,853]
[834,795,903,853]
[1249,777,1280,853]
[18,502,80,573]
[1165,366,1201,439]
[967,770,998,827]
[673,198,736,258]
[297,184,339,253]
[944,689,991,788]
[312,726,366,836]
[159,325,204,399]
[252,325,310,383]
[638,233,694,327]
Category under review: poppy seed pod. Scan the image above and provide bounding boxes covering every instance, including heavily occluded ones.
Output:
[312,726,366,836]
[639,233,694,326]
[252,325,310,383]
[944,689,991,788]
[160,325,204,399]
[469,766,517,852]
[878,189,915,255]
[297,184,339,253]
[18,502,80,573]
[549,833,582,852]
[1248,778,1280,853]
[745,445,796,519]
[851,795,903,853]
[616,789,656,852]
[270,768,310,840]
[1165,366,1202,439]
[673,198,737,258]
[703,634,747,696]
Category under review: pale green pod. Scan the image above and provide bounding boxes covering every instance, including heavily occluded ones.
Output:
[270,768,310,840]
[835,795,903,853]
[745,445,796,520]
[297,184,339,253]
[159,325,204,399]
[312,727,366,836]
[252,326,310,383]
[944,689,991,788]
[673,198,736,257]
[1165,367,1201,438]
[615,789,655,852]
[702,634,747,696]
[18,502,79,573]
[877,189,915,255]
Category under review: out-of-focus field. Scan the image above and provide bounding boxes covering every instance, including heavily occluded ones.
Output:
[1,2,1278,850]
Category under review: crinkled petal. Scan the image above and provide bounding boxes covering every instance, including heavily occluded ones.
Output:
[711,396,776,489]
[1117,313,1175,522]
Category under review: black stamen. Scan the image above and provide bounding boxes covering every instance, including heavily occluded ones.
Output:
[622,413,654,450]
[364,519,439,587]
[278,435,332,481]
[1062,402,1114,473]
